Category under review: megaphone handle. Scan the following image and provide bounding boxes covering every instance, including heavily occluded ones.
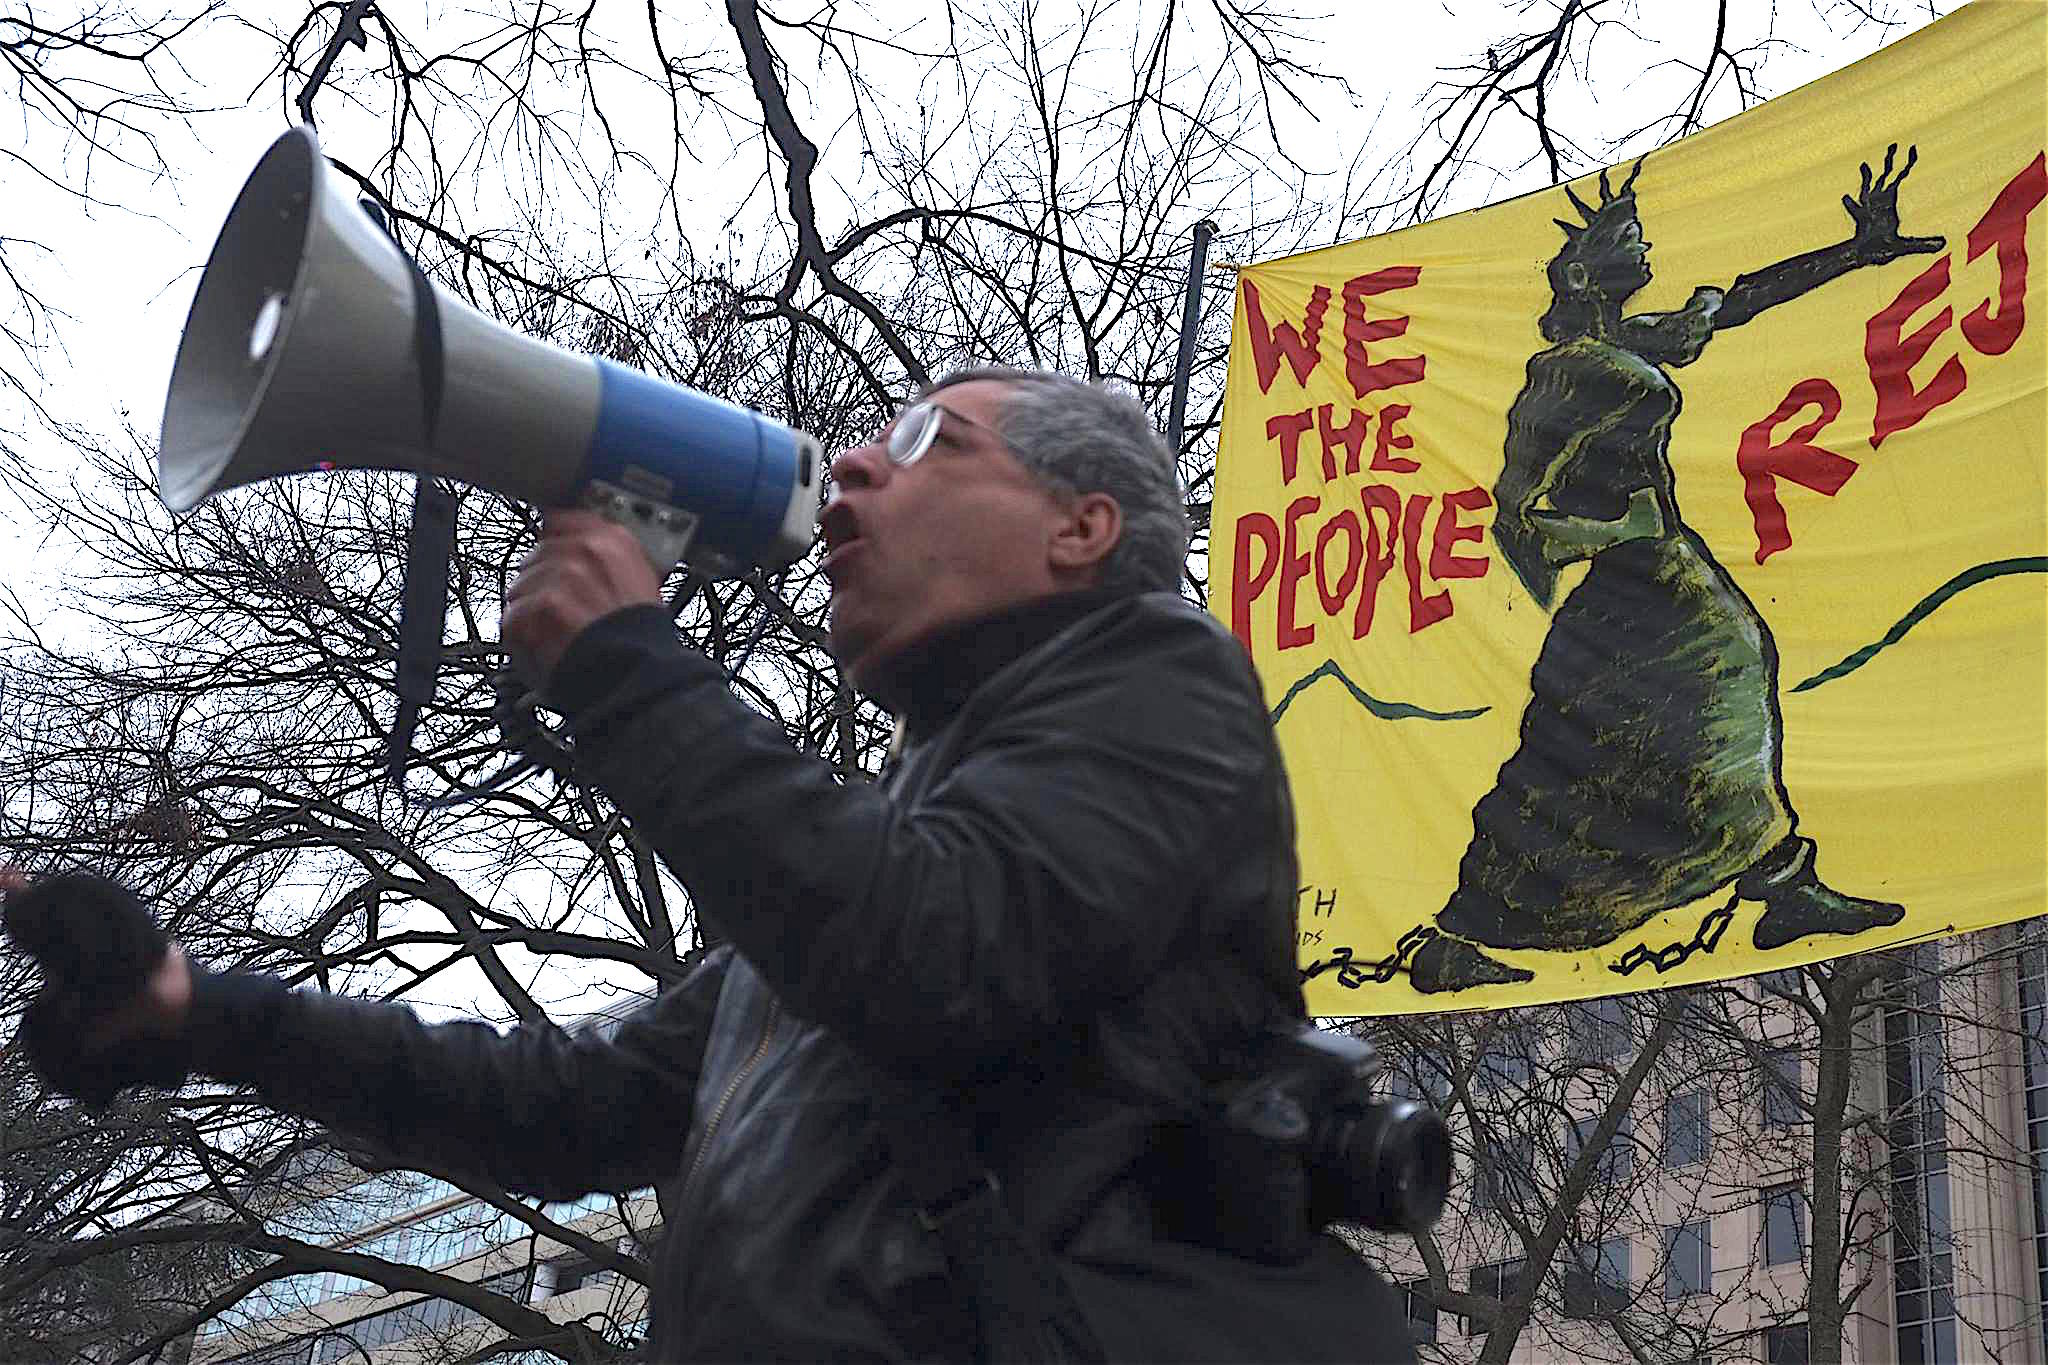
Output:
[583,479,701,578]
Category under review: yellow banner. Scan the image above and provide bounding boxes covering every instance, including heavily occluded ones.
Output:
[1212,0,2048,1014]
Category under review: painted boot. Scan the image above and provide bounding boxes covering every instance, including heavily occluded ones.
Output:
[1410,930,1535,994]
[1743,836,1905,952]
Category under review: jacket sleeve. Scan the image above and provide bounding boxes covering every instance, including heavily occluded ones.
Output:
[185,945,731,1201]
[549,599,1277,1076]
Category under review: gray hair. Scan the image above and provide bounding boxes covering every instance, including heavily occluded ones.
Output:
[924,367,1190,593]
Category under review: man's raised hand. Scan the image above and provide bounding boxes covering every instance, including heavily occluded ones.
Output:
[3,866,195,1105]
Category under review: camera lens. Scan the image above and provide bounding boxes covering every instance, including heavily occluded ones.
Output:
[1316,1100,1454,1234]
[1368,1101,1453,1233]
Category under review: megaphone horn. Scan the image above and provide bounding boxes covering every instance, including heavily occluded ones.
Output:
[159,124,824,572]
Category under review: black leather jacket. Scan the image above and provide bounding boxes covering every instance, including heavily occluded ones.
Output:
[190,590,1414,1362]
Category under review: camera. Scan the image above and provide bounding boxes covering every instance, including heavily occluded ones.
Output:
[1219,1025,1452,1237]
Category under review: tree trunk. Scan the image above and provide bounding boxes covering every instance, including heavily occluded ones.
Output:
[1806,961,1879,1364]
[1472,995,1679,1364]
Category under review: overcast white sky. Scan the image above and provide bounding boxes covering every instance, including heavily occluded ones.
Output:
[0,0,1949,1018]
[2,2,1949,449]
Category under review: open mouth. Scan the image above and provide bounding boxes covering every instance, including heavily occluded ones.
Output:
[818,500,864,575]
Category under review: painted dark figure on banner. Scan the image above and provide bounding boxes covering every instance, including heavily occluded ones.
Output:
[1410,147,1941,994]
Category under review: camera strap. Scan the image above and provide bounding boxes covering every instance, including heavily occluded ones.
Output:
[354,196,455,789]
[880,1092,1105,1364]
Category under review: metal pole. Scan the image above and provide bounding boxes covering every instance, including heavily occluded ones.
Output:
[1165,218,1218,459]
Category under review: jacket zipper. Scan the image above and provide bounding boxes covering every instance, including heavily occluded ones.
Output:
[678,998,781,1211]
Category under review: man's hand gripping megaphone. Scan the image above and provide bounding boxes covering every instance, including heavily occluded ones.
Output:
[502,509,664,690]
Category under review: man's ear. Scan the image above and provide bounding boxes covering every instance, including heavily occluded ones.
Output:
[1049,492,1123,577]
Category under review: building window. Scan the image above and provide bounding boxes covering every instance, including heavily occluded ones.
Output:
[1763,1184,1806,1267]
[1400,1279,1437,1344]
[1762,1044,1803,1128]
[1664,1219,1711,1299]
[308,1268,533,1364]
[1387,1055,1452,1108]
[1569,996,1630,1062]
[1663,1089,1708,1168]
[1766,1321,1811,1364]
[542,1251,610,1298]
[1463,1258,1524,1335]
[1888,942,1957,1365]
[1568,1112,1634,1183]
[315,1296,463,1361]
[1477,1134,1535,1212]
[1760,967,1804,1000]
[479,1266,530,1303]
[1476,1027,1535,1090]
[1562,1236,1630,1319]
[221,1340,316,1365]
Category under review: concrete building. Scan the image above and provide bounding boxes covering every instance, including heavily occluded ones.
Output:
[185,996,658,1365]
[187,1170,656,1365]
[1375,932,2048,1364]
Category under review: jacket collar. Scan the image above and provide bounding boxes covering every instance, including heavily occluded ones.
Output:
[865,587,1130,737]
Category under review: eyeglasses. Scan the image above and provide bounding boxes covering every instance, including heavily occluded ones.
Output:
[879,399,1005,467]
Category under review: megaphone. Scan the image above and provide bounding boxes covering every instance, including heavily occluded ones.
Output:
[159,125,824,572]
